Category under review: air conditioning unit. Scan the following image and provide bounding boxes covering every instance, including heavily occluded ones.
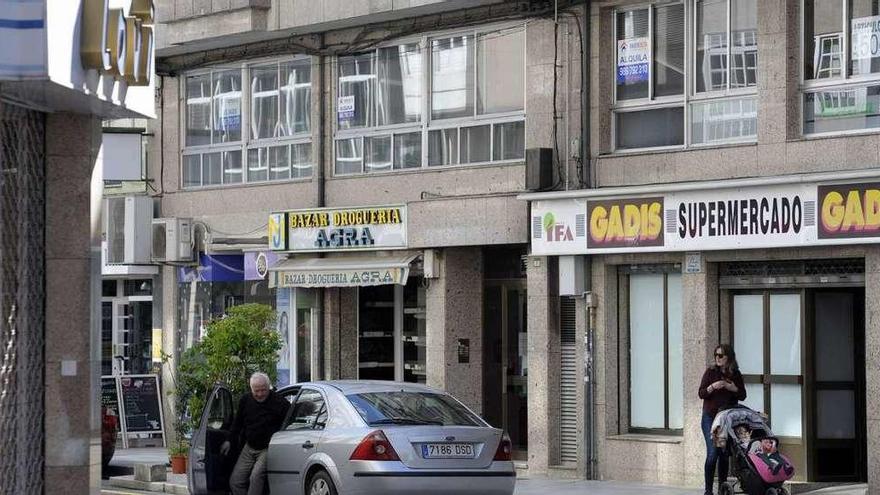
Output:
[152,217,194,262]
[104,195,153,264]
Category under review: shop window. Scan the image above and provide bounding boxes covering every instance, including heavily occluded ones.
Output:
[625,270,683,432]
[182,59,313,188]
[334,25,525,175]
[803,0,880,135]
[613,1,757,150]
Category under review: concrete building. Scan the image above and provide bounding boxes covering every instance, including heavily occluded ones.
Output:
[0,0,156,493]
[151,0,586,474]
[522,0,880,492]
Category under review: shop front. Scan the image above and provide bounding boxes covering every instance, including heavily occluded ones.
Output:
[524,172,880,485]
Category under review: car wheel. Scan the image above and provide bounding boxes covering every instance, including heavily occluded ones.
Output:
[308,471,337,495]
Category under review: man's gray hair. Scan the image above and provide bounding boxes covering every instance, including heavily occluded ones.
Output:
[249,372,270,387]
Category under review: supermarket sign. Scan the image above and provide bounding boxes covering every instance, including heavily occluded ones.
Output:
[531,180,880,255]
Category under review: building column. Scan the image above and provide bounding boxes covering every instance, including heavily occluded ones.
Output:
[44,113,102,492]
[681,254,719,487]
[323,287,357,380]
[526,256,560,475]
[865,247,880,494]
[426,247,483,415]
[160,265,179,445]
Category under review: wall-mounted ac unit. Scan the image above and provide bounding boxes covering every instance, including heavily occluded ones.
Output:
[152,217,194,262]
[104,195,153,264]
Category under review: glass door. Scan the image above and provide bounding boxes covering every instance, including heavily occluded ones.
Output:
[732,291,805,480]
[483,281,528,459]
[358,285,396,380]
[809,289,866,481]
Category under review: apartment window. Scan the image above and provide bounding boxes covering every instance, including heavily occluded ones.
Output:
[613,1,757,150]
[334,25,525,175]
[803,0,880,134]
[182,59,313,188]
[624,269,683,433]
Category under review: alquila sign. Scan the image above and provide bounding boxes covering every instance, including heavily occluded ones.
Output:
[269,205,407,252]
[531,180,880,255]
[81,0,155,86]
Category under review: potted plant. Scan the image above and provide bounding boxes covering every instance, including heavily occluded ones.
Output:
[168,440,189,474]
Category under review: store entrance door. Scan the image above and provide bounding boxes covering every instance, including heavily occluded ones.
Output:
[483,281,528,460]
[731,288,867,482]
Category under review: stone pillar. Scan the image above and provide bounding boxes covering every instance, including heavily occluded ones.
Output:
[526,256,560,475]
[44,113,102,492]
[425,247,483,414]
[323,287,357,380]
[681,255,718,487]
[160,265,179,446]
[865,247,880,495]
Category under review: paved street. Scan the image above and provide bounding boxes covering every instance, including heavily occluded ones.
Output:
[514,478,700,494]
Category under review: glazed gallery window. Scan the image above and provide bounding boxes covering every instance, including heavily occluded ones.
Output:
[613,1,757,150]
[803,0,880,134]
[182,59,313,188]
[334,26,525,175]
[626,271,683,432]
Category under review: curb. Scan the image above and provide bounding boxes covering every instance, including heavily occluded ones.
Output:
[106,477,189,495]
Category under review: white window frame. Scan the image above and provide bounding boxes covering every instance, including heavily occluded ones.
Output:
[180,57,314,189]
[801,0,880,137]
[611,1,758,153]
[333,23,527,176]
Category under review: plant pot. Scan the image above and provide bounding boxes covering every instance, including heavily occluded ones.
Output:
[170,454,187,474]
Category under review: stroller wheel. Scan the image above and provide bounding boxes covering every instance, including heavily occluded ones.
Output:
[719,482,734,495]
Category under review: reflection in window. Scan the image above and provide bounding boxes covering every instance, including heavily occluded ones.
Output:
[428,128,458,166]
[804,85,880,133]
[335,138,363,174]
[378,44,422,126]
[212,70,242,143]
[691,97,757,144]
[492,121,525,161]
[281,60,311,135]
[695,0,757,92]
[365,135,392,173]
[393,132,421,170]
[805,0,844,79]
[654,4,685,97]
[186,74,212,146]
[431,35,475,119]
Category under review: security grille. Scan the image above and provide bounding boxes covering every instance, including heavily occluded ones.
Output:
[0,101,46,495]
[720,259,865,277]
[558,296,578,465]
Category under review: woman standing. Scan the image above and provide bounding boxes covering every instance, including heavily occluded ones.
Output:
[698,344,746,495]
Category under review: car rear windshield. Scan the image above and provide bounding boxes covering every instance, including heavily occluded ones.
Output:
[346,392,484,427]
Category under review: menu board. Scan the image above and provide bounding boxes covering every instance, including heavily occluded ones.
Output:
[119,375,163,433]
[101,376,120,414]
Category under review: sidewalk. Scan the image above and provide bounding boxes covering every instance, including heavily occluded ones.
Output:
[102,449,868,495]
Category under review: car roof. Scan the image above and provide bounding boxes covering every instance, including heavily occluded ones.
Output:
[297,380,443,395]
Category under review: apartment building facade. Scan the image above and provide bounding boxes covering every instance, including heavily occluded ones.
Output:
[523,0,880,490]
[152,0,586,475]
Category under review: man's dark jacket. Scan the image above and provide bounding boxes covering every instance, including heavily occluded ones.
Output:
[229,390,289,450]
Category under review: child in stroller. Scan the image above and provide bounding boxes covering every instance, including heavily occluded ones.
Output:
[711,405,795,495]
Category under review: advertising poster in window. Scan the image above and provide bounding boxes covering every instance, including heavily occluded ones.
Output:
[617,37,650,84]
[337,95,355,123]
[276,288,291,387]
[851,16,880,62]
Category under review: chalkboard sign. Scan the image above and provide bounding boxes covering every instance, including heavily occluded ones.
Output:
[101,376,120,415]
[119,375,164,433]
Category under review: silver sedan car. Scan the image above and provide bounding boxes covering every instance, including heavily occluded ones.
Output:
[189,380,516,495]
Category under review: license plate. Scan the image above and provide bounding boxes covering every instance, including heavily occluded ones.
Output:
[421,443,475,459]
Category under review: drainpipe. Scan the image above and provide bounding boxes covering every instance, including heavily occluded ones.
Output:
[316,35,326,380]
[580,0,598,481]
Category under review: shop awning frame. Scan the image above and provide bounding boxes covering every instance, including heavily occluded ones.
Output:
[268,252,420,288]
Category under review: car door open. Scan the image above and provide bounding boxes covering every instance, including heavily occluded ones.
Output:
[268,388,328,494]
[189,384,237,495]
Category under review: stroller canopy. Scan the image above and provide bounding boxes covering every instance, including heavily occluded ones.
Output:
[712,405,774,447]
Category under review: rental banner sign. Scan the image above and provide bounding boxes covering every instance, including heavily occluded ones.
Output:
[531,180,880,255]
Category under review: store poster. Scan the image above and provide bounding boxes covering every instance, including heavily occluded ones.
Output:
[617,37,650,84]
[275,288,291,387]
[851,16,880,61]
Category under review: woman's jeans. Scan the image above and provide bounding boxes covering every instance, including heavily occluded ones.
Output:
[702,412,729,494]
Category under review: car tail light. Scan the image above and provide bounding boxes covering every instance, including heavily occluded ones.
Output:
[494,432,512,461]
[350,430,400,461]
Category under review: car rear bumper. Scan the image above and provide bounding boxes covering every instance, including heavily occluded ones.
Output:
[345,472,516,495]
[342,464,516,495]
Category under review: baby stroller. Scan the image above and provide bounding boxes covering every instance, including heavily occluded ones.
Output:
[711,405,795,495]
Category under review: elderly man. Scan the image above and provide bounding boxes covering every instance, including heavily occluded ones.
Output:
[221,372,289,495]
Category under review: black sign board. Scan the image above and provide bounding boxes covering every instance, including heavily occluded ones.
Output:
[119,375,163,433]
[101,376,120,414]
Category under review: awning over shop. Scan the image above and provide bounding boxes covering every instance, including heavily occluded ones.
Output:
[268,253,419,288]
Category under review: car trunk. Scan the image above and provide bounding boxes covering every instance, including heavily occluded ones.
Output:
[383,426,502,469]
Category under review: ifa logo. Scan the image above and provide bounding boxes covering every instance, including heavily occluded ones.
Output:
[543,212,573,242]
